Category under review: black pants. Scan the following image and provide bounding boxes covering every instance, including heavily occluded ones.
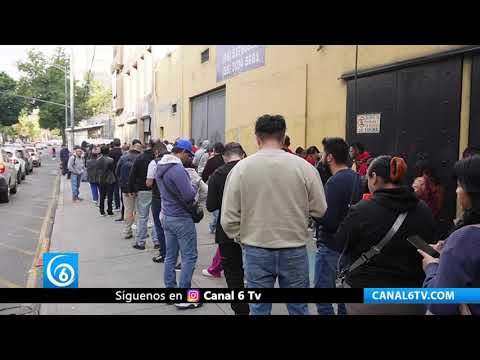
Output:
[99,183,114,215]
[219,242,250,315]
[113,182,121,209]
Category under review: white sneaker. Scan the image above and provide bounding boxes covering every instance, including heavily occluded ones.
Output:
[175,303,202,309]
[202,269,217,278]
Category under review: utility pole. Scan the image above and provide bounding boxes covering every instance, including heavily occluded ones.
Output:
[64,64,68,147]
[70,47,75,148]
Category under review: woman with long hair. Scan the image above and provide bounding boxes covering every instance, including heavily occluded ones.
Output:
[419,155,480,315]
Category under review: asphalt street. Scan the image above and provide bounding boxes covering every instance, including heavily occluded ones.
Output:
[0,150,58,291]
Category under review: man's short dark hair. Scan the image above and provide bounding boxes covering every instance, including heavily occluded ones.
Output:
[132,139,141,146]
[255,114,286,142]
[100,145,110,155]
[463,146,480,159]
[213,142,225,154]
[323,137,349,165]
[73,145,81,150]
[351,142,365,153]
[113,138,121,147]
[223,142,244,157]
[190,138,195,146]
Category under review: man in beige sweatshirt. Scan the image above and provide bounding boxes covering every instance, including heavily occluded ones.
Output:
[221,114,327,315]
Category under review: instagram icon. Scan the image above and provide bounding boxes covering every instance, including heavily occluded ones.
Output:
[187,289,200,303]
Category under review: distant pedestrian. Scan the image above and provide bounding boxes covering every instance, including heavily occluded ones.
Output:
[222,115,327,315]
[190,138,199,154]
[86,146,100,205]
[116,140,142,237]
[146,140,169,263]
[95,146,116,217]
[67,146,85,202]
[206,142,250,315]
[283,135,293,153]
[350,142,372,176]
[193,140,210,177]
[128,139,160,250]
[60,145,70,176]
[109,138,123,212]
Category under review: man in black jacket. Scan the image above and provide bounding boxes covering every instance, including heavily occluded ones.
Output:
[95,145,116,216]
[128,139,160,250]
[206,142,249,315]
[116,140,142,236]
[109,138,123,211]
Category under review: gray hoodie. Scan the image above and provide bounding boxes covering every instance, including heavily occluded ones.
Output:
[67,154,85,175]
[193,140,210,176]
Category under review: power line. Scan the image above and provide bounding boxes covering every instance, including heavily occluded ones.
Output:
[0,90,69,108]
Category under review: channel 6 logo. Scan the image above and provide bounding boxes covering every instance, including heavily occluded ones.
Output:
[43,253,78,288]
[187,289,200,303]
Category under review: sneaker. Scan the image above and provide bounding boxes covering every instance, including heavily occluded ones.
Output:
[202,269,221,278]
[124,234,133,239]
[152,255,165,263]
[92,200,97,205]
[175,263,181,271]
[115,218,124,222]
[77,197,84,201]
[132,244,145,250]
[175,303,203,310]
[113,208,121,212]
[108,213,115,217]
[154,244,160,250]
[100,213,106,217]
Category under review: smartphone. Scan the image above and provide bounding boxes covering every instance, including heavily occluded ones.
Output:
[407,236,440,258]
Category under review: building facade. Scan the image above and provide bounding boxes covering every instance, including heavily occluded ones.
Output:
[113,44,480,221]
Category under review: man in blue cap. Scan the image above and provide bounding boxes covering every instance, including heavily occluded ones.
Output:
[155,138,202,309]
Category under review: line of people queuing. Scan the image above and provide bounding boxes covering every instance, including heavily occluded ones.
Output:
[60,115,480,315]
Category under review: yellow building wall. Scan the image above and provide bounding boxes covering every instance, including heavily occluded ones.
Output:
[154,45,466,154]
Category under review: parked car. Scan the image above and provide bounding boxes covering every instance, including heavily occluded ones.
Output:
[35,143,47,150]
[15,148,33,174]
[3,147,29,179]
[25,146,41,167]
[0,149,18,203]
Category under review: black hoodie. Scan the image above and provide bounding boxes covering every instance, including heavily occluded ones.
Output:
[335,186,435,288]
[206,160,240,244]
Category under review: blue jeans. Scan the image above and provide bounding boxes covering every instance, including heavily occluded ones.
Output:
[151,196,166,257]
[135,191,156,246]
[209,209,219,233]
[161,214,197,288]
[89,183,99,202]
[71,174,81,199]
[113,182,121,209]
[314,242,347,315]
[243,245,310,315]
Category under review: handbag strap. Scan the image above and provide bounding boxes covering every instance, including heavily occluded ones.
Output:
[338,211,408,279]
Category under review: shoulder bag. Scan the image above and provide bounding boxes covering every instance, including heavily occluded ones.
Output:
[338,211,408,282]
[160,166,204,223]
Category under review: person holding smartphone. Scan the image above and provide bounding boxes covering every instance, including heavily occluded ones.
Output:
[419,155,480,315]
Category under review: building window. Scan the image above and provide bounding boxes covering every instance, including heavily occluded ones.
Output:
[201,49,209,63]
[172,104,177,113]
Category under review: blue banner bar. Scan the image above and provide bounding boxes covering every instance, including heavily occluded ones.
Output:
[364,288,480,304]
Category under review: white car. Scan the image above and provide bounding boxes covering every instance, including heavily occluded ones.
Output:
[1,148,26,183]
[25,146,41,167]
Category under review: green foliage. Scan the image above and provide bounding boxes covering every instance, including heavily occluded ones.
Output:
[0,71,24,126]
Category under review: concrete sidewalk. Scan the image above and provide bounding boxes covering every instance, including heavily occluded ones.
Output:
[41,176,318,315]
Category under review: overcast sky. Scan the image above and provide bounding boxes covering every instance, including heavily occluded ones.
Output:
[0,45,113,80]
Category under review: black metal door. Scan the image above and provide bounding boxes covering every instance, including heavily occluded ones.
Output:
[470,55,480,148]
[346,57,462,222]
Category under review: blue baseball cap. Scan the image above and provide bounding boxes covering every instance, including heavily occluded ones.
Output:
[173,138,194,155]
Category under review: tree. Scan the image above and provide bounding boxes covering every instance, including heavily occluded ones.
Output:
[0,71,24,127]
[17,47,71,145]
[14,109,41,142]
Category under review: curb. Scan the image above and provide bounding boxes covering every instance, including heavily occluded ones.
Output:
[26,171,61,289]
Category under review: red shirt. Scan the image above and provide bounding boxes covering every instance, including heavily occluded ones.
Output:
[192,145,199,153]
[355,151,371,176]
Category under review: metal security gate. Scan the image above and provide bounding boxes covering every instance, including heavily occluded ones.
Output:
[191,88,226,146]
[346,57,463,222]
[470,54,480,148]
